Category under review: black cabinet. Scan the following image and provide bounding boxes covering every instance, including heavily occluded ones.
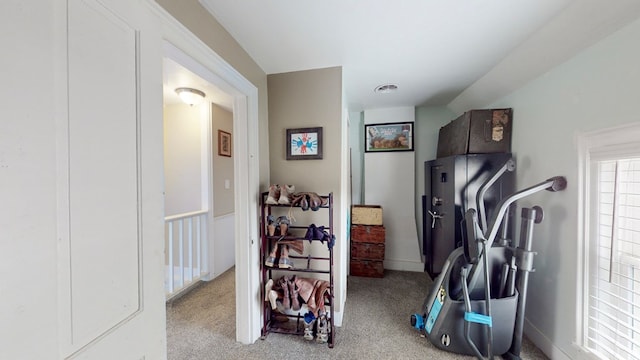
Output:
[423,153,515,278]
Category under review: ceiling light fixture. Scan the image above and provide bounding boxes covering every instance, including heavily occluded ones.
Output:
[175,87,206,105]
[374,84,398,94]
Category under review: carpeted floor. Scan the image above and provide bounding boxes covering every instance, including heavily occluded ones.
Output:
[166,267,549,360]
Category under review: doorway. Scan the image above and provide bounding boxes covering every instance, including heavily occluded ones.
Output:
[162,44,236,299]
[156,18,261,342]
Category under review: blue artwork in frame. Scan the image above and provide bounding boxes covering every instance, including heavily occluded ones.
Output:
[286,127,323,160]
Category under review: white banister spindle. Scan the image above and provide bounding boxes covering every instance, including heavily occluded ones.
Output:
[187,217,193,282]
[178,219,184,289]
[196,216,201,275]
[164,210,208,300]
[168,222,174,294]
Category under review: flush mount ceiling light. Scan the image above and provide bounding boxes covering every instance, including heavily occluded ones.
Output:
[175,87,206,105]
[374,84,398,94]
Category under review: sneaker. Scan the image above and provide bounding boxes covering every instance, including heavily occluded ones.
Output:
[304,320,316,341]
[278,185,295,205]
[316,313,329,343]
[266,185,280,205]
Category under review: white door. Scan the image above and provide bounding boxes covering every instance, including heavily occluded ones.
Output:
[58,0,166,358]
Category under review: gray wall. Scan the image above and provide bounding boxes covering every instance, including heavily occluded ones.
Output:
[446,14,640,360]
[413,106,456,256]
[349,111,364,205]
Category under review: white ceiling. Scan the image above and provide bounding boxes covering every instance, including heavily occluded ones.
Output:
[163,57,233,110]
[197,0,640,112]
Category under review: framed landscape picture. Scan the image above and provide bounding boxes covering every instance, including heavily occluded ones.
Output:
[286,127,323,160]
[364,122,413,152]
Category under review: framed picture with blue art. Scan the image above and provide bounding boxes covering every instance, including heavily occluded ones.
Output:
[286,127,323,160]
[364,122,413,152]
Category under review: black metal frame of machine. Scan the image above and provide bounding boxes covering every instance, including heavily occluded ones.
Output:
[411,157,567,360]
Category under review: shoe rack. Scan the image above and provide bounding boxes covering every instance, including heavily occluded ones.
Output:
[259,191,335,348]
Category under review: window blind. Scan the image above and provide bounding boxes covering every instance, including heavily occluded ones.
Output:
[588,159,640,360]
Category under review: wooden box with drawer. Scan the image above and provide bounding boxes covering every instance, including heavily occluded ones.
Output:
[350,224,385,278]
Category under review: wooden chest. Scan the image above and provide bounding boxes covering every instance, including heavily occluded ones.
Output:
[351,242,385,260]
[350,224,385,277]
[350,259,384,278]
[351,225,385,243]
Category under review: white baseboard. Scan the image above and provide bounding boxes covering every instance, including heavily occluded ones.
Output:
[524,318,571,360]
[333,309,343,327]
[383,258,424,272]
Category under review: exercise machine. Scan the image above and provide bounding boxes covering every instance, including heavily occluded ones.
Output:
[411,161,566,360]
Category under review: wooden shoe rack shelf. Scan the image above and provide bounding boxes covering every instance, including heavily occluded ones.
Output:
[259,192,335,348]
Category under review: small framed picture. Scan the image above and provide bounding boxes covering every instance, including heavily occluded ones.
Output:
[218,130,232,157]
[286,127,323,160]
[365,122,413,152]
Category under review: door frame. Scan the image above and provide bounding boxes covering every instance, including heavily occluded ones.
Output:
[146,1,261,344]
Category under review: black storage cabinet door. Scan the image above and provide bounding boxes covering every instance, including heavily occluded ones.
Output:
[423,153,515,278]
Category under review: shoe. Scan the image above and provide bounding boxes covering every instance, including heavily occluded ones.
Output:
[313,225,326,240]
[266,185,280,205]
[264,279,278,310]
[278,245,293,269]
[265,244,278,267]
[303,312,316,341]
[266,215,276,236]
[316,311,329,343]
[276,216,290,236]
[299,195,309,211]
[279,277,290,310]
[278,185,295,205]
[288,275,301,311]
[305,224,316,242]
[308,192,323,211]
[327,234,336,249]
[290,193,305,206]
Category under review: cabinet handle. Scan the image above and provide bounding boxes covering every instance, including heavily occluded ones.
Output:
[428,210,444,228]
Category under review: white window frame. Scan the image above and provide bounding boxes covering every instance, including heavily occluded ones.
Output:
[577,122,640,360]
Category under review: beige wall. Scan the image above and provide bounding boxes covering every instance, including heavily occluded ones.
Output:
[156,0,270,188]
[163,103,206,216]
[267,67,343,192]
[267,67,346,313]
[212,103,234,216]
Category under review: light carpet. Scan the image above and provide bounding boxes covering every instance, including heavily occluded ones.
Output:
[166,267,548,360]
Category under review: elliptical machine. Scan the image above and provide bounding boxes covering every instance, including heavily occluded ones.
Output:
[411,159,567,360]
